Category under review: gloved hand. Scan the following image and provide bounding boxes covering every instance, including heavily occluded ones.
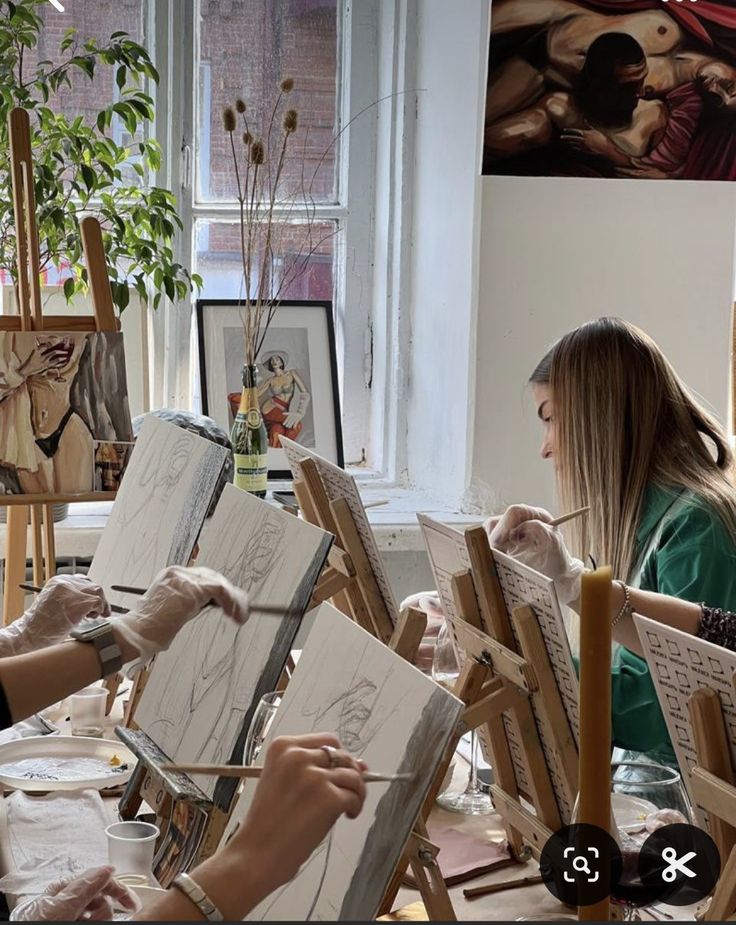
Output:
[399,591,446,674]
[506,519,586,611]
[0,575,109,657]
[109,565,250,670]
[484,504,553,551]
[10,866,137,921]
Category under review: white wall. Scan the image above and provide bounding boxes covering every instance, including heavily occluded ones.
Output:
[404,0,487,505]
[471,177,736,513]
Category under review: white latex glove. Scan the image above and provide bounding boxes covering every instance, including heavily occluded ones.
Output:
[0,575,109,657]
[484,504,554,552]
[506,519,586,611]
[109,565,250,671]
[399,591,446,674]
[10,866,136,921]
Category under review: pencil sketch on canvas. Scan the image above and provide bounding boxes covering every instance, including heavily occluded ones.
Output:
[635,613,736,829]
[135,484,333,807]
[278,435,398,625]
[222,603,462,921]
[88,416,229,609]
[0,331,132,495]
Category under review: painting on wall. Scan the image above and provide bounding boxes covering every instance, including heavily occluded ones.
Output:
[0,331,132,496]
[483,0,736,181]
[197,300,343,478]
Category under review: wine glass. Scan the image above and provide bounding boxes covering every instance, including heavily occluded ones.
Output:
[242,691,282,766]
[572,762,693,919]
[433,620,493,815]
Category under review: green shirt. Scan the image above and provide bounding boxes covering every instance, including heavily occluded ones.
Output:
[612,484,736,763]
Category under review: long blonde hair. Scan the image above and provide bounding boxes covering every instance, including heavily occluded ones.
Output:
[530,317,736,581]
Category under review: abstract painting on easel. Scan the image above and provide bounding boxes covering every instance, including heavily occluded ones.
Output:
[0,331,132,494]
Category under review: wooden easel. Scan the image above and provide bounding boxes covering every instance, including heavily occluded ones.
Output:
[686,686,736,920]
[379,525,580,919]
[290,457,395,644]
[3,107,119,621]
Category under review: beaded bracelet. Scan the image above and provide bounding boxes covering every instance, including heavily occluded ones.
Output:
[697,605,736,652]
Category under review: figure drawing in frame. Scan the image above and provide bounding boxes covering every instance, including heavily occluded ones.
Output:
[483,0,736,181]
[257,350,311,449]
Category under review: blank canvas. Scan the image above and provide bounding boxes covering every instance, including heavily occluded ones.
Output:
[224,602,463,921]
[134,484,333,807]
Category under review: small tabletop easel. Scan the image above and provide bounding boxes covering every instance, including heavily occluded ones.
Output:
[687,686,736,920]
[290,457,395,644]
[3,107,119,621]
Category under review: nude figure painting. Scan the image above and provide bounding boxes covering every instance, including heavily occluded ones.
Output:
[0,331,132,495]
[483,0,736,180]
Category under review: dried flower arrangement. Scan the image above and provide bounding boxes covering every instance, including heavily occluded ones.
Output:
[222,78,335,367]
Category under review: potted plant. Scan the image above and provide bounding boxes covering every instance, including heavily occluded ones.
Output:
[0,0,200,314]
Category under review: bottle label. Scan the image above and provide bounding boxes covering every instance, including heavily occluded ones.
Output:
[233,453,268,492]
[246,409,262,428]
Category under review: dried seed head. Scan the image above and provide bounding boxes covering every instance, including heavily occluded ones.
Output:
[250,140,265,164]
[279,77,294,93]
[282,109,298,134]
[235,98,247,114]
[242,131,253,146]
[222,107,236,132]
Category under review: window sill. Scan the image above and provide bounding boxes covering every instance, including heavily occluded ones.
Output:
[0,489,479,560]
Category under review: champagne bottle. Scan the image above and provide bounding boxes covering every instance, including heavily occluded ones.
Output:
[231,364,268,498]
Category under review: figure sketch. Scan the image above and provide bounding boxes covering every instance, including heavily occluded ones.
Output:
[88,417,228,603]
[258,351,311,448]
[0,331,131,494]
[135,484,332,804]
[239,606,463,922]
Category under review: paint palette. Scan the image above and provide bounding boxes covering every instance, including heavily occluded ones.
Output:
[0,735,136,792]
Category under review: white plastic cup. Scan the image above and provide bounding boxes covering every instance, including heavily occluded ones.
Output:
[70,687,107,737]
[106,821,159,878]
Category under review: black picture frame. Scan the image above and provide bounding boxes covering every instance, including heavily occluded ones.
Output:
[196,299,344,479]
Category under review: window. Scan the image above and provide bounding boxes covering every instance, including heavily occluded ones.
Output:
[154,0,380,470]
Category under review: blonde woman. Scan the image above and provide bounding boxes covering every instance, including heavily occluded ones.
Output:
[492,317,736,766]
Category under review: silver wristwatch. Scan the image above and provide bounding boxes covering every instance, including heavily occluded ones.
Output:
[69,618,123,677]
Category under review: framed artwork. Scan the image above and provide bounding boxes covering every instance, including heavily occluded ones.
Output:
[483,0,736,181]
[197,300,343,479]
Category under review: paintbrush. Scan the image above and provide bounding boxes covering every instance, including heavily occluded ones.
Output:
[463,874,544,900]
[109,585,286,615]
[549,506,589,527]
[19,583,129,615]
[159,762,414,783]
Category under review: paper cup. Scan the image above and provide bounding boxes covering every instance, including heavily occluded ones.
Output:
[106,821,159,877]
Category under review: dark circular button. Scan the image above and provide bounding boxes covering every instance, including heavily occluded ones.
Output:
[638,824,720,907]
[540,824,623,907]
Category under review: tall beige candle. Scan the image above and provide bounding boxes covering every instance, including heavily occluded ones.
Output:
[578,565,613,921]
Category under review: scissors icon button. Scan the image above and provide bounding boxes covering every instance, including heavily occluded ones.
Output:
[661,846,697,883]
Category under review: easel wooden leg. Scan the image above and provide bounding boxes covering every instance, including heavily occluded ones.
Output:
[405,823,457,922]
[4,505,28,624]
[705,844,736,920]
[31,505,44,587]
[42,503,56,581]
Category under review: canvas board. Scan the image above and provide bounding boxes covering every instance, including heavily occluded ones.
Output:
[0,331,132,496]
[418,515,579,823]
[278,435,398,625]
[634,613,736,829]
[134,484,333,806]
[87,416,230,610]
[223,602,463,921]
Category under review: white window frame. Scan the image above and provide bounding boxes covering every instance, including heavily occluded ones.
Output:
[146,0,414,483]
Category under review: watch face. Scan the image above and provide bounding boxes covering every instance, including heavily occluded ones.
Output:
[73,617,111,639]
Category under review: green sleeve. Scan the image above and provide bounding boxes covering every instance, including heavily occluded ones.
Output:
[612,499,736,760]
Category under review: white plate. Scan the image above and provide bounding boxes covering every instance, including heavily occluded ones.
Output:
[612,792,658,833]
[0,735,136,792]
